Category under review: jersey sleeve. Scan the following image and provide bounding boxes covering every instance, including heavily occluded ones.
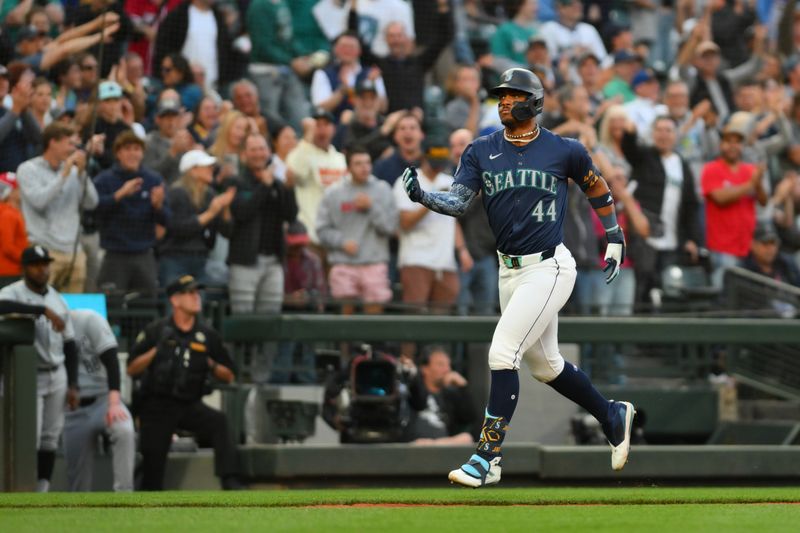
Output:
[453,142,483,193]
[567,139,601,190]
[87,313,118,355]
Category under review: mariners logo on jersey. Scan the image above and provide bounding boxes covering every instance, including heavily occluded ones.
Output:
[454,128,598,256]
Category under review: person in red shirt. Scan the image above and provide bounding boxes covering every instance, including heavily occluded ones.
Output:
[701,120,768,288]
[0,172,28,285]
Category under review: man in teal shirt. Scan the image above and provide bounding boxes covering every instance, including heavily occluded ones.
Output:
[247,0,316,131]
[602,50,640,104]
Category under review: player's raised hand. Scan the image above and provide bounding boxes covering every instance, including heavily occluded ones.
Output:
[603,227,626,284]
[402,167,423,202]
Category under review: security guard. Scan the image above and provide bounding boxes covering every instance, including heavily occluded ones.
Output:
[128,274,244,490]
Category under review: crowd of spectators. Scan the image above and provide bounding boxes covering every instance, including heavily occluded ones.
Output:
[2,0,800,323]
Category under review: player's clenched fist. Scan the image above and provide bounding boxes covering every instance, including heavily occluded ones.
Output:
[603,227,626,284]
[402,167,424,202]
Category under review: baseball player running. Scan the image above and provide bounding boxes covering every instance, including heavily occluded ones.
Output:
[0,245,79,492]
[402,68,635,488]
[63,309,135,492]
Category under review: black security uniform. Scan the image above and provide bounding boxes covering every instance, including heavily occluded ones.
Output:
[130,316,238,490]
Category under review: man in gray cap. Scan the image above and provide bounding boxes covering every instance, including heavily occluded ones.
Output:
[143,93,195,183]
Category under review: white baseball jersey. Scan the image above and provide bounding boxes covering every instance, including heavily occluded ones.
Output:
[70,309,118,399]
[0,280,74,367]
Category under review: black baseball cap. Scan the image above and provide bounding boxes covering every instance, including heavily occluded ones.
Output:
[21,245,54,265]
[423,138,451,166]
[355,79,378,95]
[311,107,336,122]
[753,224,780,243]
[166,274,205,296]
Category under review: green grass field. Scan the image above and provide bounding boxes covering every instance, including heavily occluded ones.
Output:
[1,487,799,532]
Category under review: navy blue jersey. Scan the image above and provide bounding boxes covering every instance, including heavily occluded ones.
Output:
[454,128,597,256]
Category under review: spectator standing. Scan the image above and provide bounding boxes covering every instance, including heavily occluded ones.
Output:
[490,0,539,65]
[62,309,135,492]
[128,274,243,491]
[208,110,252,182]
[154,53,203,114]
[701,120,769,287]
[230,79,279,140]
[0,172,27,285]
[316,146,398,314]
[154,0,245,92]
[393,140,462,313]
[245,0,314,131]
[84,80,130,171]
[92,131,170,292]
[310,31,387,123]
[286,110,348,248]
[622,116,702,302]
[313,0,415,59]
[143,95,195,184]
[0,245,79,493]
[602,50,641,104]
[623,69,668,142]
[228,133,298,314]
[450,129,496,316]
[188,95,220,148]
[355,1,453,113]
[273,221,326,384]
[373,112,424,186]
[18,123,98,293]
[445,64,489,137]
[270,124,298,183]
[539,0,607,63]
[159,150,235,287]
[0,66,41,173]
[334,79,402,162]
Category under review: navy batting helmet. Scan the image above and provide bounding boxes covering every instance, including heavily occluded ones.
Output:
[490,68,545,121]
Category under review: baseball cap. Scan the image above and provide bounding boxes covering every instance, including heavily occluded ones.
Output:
[355,78,378,96]
[631,69,656,89]
[311,107,335,122]
[17,26,43,42]
[286,220,310,246]
[21,245,54,266]
[606,23,631,41]
[0,171,16,200]
[576,51,600,66]
[166,274,205,297]
[528,35,547,48]
[753,224,780,243]
[614,50,641,64]
[695,40,721,57]
[423,138,451,166]
[179,150,217,173]
[156,97,181,117]
[98,80,123,101]
[722,111,753,138]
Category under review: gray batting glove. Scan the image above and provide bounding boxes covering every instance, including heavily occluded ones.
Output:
[603,227,626,284]
[402,167,423,202]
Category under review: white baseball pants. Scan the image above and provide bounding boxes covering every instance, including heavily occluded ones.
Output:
[488,244,577,382]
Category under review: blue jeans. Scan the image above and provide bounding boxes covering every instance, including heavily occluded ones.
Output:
[158,254,208,288]
[457,255,499,315]
[269,341,317,384]
[249,65,310,132]
[710,251,742,289]
[591,268,636,316]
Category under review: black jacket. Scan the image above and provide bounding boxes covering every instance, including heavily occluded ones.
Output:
[160,186,232,257]
[622,131,702,248]
[153,0,246,86]
[227,169,297,266]
[350,8,452,112]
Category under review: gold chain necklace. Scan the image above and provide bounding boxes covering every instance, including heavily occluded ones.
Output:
[504,126,540,144]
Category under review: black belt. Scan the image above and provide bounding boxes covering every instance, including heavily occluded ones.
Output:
[37,365,59,372]
[79,396,100,407]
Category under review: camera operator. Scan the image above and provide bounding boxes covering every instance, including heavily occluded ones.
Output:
[127,274,244,491]
[411,345,479,445]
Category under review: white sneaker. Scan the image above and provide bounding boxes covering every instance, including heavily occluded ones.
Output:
[448,454,502,488]
[608,401,636,471]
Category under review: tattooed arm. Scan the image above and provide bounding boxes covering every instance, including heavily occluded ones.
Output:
[401,168,478,217]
